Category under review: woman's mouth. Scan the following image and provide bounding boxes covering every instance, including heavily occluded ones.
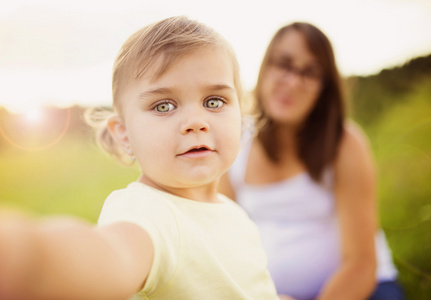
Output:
[275,95,294,106]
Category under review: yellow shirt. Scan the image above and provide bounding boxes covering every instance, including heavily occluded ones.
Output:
[98,182,278,300]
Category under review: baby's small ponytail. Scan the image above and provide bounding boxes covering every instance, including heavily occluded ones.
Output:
[84,107,131,165]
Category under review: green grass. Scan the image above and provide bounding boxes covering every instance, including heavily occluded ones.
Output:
[0,134,139,222]
[359,83,431,299]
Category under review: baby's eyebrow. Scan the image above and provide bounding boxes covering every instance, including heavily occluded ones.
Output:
[138,87,172,99]
[205,84,235,93]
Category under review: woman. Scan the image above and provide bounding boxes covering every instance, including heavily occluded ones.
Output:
[220,22,403,300]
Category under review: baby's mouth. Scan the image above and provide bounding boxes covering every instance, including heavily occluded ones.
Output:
[185,147,209,153]
[178,145,214,157]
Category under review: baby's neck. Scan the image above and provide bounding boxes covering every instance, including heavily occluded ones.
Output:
[137,175,221,203]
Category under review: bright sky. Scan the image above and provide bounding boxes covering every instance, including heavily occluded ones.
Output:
[0,0,430,112]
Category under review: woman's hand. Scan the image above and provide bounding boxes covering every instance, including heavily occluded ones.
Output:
[279,294,296,300]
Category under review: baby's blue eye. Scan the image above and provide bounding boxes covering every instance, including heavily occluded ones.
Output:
[204,98,224,109]
[155,102,175,112]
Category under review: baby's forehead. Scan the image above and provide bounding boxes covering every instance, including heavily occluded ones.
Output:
[135,45,232,83]
[115,44,239,104]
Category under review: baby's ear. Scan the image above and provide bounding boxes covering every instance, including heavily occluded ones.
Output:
[107,115,131,152]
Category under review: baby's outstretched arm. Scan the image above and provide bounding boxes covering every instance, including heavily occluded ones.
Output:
[0,211,153,300]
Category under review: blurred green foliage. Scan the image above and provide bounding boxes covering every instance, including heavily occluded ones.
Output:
[348,54,431,300]
[348,54,431,126]
[0,125,139,221]
[0,53,430,299]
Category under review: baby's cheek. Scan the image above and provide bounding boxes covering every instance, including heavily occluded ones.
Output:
[225,136,241,164]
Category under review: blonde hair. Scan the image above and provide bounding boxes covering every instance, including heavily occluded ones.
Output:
[87,16,242,164]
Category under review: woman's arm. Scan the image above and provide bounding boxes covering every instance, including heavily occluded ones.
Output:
[317,122,378,300]
[0,212,153,300]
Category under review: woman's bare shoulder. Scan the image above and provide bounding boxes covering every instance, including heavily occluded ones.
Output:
[335,120,374,174]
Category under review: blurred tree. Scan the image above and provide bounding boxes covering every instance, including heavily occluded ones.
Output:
[347,53,431,126]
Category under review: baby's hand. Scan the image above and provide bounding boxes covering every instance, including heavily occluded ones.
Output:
[279,295,296,300]
[0,209,37,299]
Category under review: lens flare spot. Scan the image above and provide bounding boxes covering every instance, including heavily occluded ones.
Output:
[0,107,71,151]
[23,108,44,124]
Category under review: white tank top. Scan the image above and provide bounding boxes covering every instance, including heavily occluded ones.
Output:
[228,137,398,300]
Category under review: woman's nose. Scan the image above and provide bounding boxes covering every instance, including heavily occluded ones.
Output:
[278,69,303,87]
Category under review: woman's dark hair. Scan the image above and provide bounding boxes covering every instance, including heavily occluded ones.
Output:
[254,22,345,181]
